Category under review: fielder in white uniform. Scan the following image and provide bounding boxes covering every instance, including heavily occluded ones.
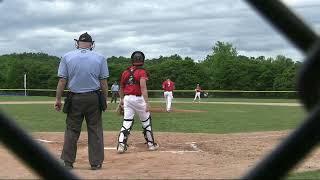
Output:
[162,79,175,112]
[194,84,202,102]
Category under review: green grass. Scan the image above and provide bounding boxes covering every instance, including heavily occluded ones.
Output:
[287,170,320,179]
[151,97,300,103]
[0,96,56,101]
[0,98,306,133]
[0,96,299,103]
[151,102,305,133]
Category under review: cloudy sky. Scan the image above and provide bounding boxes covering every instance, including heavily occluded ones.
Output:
[0,0,319,61]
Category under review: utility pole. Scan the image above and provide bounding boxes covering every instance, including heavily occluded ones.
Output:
[24,73,27,96]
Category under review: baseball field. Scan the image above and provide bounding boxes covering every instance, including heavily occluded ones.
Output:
[0,96,319,179]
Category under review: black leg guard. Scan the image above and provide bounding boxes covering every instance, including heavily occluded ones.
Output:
[141,116,156,146]
[117,119,134,151]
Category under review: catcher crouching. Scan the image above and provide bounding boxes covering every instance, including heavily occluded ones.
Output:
[116,51,159,153]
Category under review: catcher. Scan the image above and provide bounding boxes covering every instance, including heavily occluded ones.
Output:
[116,51,159,153]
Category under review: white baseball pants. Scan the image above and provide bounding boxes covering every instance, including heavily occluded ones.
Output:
[118,95,155,146]
[164,91,173,111]
[194,92,201,101]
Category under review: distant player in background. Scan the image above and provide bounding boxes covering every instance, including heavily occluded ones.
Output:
[162,79,175,112]
[193,84,203,102]
[110,81,119,103]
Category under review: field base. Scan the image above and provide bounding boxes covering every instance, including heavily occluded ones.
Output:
[0,131,319,179]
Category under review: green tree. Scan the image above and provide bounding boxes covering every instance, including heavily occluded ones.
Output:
[203,41,238,89]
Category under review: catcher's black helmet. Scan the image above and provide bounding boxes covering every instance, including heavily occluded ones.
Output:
[131,51,145,66]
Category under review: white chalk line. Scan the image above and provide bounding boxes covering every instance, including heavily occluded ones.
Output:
[36,139,54,143]
[159,142,202,154]
[36,133,287,154]
[34,133,281,153]
[36,139,201,154]
[104,147,117,150]
[37,134,285,146]
[159,150,200,154]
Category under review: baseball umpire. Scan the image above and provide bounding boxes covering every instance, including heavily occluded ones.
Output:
[116,51,159,153]
[110,81,120,103]
[54,32,109,170]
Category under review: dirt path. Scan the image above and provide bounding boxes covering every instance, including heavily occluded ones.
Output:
[0,131,319,179]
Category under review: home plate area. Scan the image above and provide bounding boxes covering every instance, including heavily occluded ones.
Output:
[2,131,320,179]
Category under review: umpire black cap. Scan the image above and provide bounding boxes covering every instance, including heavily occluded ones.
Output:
[74,32,93,43]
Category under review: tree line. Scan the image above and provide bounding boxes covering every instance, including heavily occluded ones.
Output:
[0,41,302,91]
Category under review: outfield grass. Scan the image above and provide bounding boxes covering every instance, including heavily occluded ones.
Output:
[0,96,56,101]
[151,97,300,103]
[0,98,306,133]
[0,96,300,103]
[287,170,320,179]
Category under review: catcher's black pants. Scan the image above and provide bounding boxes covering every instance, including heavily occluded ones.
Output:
[61,92,104,166]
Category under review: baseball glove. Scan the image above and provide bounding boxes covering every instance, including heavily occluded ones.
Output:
[116,103,124,116]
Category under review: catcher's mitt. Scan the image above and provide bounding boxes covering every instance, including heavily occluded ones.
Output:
[116,103,124,116]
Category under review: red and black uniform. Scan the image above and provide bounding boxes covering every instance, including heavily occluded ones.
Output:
[117,65,157,153]
[120,66,149,96]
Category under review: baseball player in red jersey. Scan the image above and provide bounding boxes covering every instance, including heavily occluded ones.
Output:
[193,84,203,102]
[162,79,175,112]
[117,51,159,153]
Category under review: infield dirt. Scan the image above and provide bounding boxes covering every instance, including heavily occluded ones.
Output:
[1,131,320,179]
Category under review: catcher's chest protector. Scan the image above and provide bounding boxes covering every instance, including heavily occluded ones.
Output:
[125,67,144,85]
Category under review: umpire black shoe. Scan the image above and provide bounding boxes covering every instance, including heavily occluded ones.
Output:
[91,164,102,170]
[63,161,73,170]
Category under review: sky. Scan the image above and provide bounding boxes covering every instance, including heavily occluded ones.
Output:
[0,0,319,61]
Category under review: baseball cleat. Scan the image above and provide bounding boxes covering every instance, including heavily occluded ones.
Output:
[91,164,102,170]
[148,143,159,151]
[63,161,73,170]
[117,143,127,154]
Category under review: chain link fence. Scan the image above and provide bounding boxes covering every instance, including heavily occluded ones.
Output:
[0,0,319,179]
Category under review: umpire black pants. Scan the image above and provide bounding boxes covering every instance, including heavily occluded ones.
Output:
[61,92,104,166]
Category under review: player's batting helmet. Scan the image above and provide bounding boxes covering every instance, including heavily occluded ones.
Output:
[131,51,145,66]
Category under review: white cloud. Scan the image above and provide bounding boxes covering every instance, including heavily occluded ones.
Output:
[282,0,320,7]
[0,0,318,61]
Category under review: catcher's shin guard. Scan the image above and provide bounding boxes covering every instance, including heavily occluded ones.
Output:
[117,119,134,152]
[141,116,157,146]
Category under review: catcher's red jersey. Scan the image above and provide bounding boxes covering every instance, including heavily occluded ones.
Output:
[162,80,175,91]
[120,66,148,96]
